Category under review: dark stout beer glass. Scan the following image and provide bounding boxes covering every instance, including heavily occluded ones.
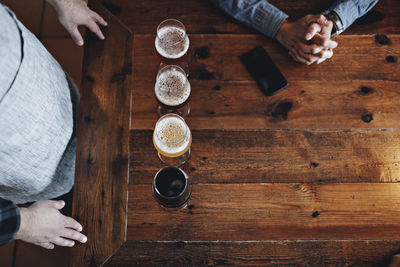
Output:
[155,65,191,117]
[152,166,191,209]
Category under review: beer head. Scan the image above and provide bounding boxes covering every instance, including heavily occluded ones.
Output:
[155,19,190,60]
[155,65,191,107]
[153,114,192,158]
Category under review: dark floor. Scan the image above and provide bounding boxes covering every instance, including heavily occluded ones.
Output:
[0,1,84,266]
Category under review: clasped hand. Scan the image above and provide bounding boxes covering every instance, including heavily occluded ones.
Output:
[276,15,338,65]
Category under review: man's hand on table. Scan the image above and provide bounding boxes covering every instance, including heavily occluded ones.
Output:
[275,14,338,65]
[15,200,87,249]
[46,0,108,46]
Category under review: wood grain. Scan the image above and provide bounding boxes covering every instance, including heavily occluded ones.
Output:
[106,240,400,266]
[101,0,400,35]
[133,34,400,83]
[70,0,132,266]
[131,80,400,130]
[131,129,400,184]
[127,183,400,241]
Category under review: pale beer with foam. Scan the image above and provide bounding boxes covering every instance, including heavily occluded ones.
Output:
[155,19,190,64]
[153,114,192,165]
[155,65,191,117]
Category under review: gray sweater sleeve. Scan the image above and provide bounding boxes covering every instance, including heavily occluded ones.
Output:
[324,0,379,31]
[208,0,288,38]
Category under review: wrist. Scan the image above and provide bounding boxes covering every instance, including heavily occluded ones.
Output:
[324,11,344,36]
[14,207,30,240]
[275,20,290,45]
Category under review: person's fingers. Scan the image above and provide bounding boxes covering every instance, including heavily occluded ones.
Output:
[297,42,324,54]
[305,14,330,26]
[316,49,334,64]
[293,44,320,65]
[320,20,334,36]
[61,229,87,243]
[63,216,83,232]
[305,22,322,40]
[289,49,310,65]
[53,237,75,247]
[67,26,84,46]
[37,242,55,249]
[91,11,107,26]
[86,20,105,40]
[313,34,338,49]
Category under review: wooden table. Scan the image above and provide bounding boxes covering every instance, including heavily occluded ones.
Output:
[70,0,400,265]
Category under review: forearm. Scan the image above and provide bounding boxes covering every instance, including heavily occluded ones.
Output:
[0,198,20,245]
[324,0,379,31]
[209,0,288,38]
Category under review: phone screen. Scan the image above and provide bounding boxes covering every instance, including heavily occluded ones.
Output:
[240,46,288,96]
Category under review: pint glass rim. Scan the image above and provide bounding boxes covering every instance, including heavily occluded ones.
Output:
[153,166,189,200]
[156,64,188,81]
[154,113,189,146]
[156,18,187,42]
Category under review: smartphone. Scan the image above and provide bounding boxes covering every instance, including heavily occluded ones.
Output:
[240,46,288,96]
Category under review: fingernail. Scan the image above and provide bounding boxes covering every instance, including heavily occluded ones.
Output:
[77,40,84,46]
[104,22,108,26]
[82,236,87,243]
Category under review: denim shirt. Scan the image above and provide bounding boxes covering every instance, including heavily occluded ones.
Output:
[209,0,379,38]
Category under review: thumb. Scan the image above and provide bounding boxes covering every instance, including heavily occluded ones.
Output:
[52,200,65,210]
[305,22,322,40]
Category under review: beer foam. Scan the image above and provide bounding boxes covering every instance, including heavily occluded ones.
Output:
[155,26,190,59]
[154,116,191,156]
[155,69,191,106]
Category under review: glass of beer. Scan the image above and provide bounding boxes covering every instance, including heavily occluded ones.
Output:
[152,166,191,209]
[155,65,191,117]
[153,113,192,166]
[155,19,190,65]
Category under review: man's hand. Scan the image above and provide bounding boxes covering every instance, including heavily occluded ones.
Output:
[46,0,107,46]
[276,15,338,65]
[15,200,87,249]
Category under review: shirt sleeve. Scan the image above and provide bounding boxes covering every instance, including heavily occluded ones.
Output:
[208,0,288,38]
[0,197,20,246]
[324,0,379,31]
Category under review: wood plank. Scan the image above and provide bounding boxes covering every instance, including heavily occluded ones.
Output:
[131,129,400,184]
[133,34,400,83]
[14,241,69,267]
[0,241,15,267]
[126,183,400,241]
[132,80,400,130]
[106,240,400,266]
[69,0,132,266]
[101,0,400,35]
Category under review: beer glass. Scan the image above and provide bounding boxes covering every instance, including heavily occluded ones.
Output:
[153,113,192,165]
[155,65,191,117]
[155,19,190,65]
[152,166,191,209]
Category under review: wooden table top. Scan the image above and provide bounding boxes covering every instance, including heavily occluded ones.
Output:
[70,0,400,266]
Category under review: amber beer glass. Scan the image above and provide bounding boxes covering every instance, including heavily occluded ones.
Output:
[153,114,192,165]
[155,19,190,64]
[155,65,191,117]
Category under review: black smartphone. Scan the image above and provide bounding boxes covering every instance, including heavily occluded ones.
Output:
[240,46,288,96]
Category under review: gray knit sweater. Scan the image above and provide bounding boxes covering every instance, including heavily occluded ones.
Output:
[0,4,77,204]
